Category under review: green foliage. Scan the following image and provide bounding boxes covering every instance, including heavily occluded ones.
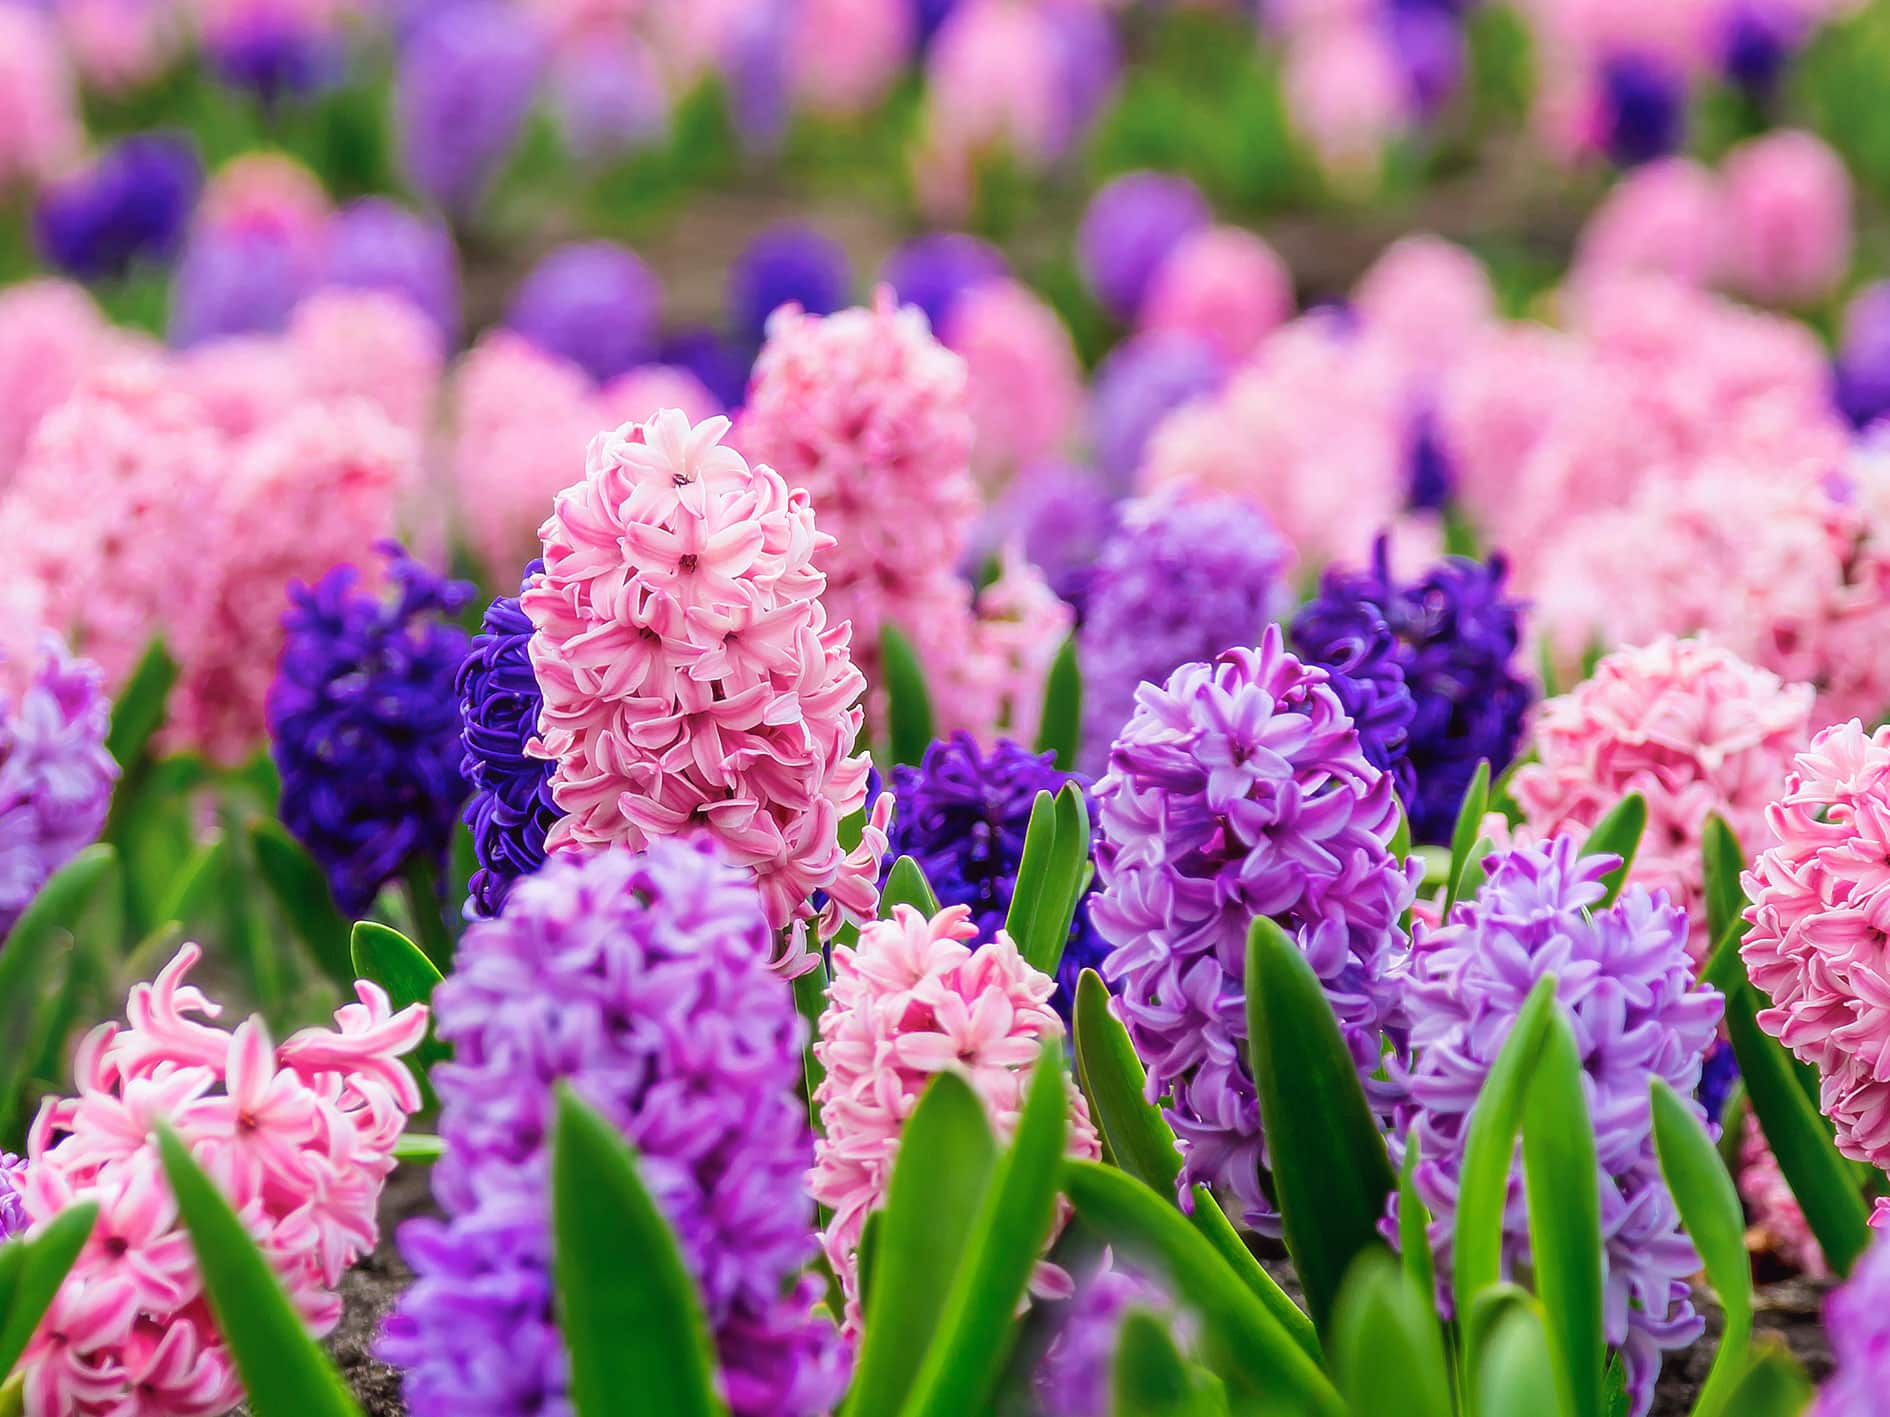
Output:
[880,625,936,769]
[1006,785,1093,978]
[1578,794,1647,908]
[881,855,942,919]
[1444,760,1492,915]
[1035,636,1083,773]
[251,820,354,993]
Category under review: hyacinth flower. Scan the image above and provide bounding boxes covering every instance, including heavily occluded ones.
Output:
[14,942,427,1415]
[34,133,201,283]
[1813,1229,1890,1414]
[382,841,845,1417]
[505,240,661,384]
[728,223,851,348]
[522,409,880,949]
[1092,628,1415,1233]
[268,543,473,921]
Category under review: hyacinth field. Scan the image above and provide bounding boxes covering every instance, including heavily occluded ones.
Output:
[16,4,1890,1417]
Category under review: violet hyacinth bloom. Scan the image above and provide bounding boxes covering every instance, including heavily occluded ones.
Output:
[1087,332,1224,493]
[1093,630,1416,1231]
[1600,53,1685,167]
[1834,282,1890,430]
[973,459,1119,618]
[0,639,116,937]
[0,1154,23,1242]
[506,241,661,384]
[268,543,473,916]
[880,231,1007,332]
[396,1,543,211]
[1813,1231,1890,1416]
[728,224,850,347]
[661,326,751,410]
[205,11,340,103]
[1721,1,1798,95]
[1386,838,1723,1416]
[35,133,200,282]
[381,841,845,1417]
[324,198,461,346]
[1077,171,1210,321]
[458,562,556,919]
[168,225,312,344]
[1077,494,1292,772]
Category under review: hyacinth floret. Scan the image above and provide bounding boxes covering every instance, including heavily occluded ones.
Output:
[17,943,426,1417]
[269,543,473,916]
[1092,627,1415,1231]
[382,841,843,1417]
[1812,1231,1890,1416]
[0,1153,24,1242]
[458,561,557,918]
[1386,837,1723,1417]
[522,409,876,943]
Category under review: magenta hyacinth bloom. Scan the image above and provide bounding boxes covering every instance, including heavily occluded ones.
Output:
[1092,628,1415,1232]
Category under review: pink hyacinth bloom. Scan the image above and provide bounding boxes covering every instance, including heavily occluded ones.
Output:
[1573,157,1728,290]
[597,362,721,426]
[1743,719,1890,1169]
[57,0,185,90]
[0,280,109,492]
[15,943,426,1417]
[287,288,444,431]
[1721,129,1853,308]
[196,153,332,257]
[789,0,912,116]
[944,277,1083,484]
[177,335,308,442]
[522,408,875,938]
[809,904,1101,1329]
[0,7,80,190]
[1140,226,1293,365]
[1739,1117,1828,1278]
[1512,637,1814,960]
[1281,21,1408,175]
[969,547,1074,747]
[1352,234,1497,370]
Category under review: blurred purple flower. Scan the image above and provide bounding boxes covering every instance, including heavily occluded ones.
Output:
[505,240,661,384]
[1077,171,1209,321]
[324,197,461,346]
[168,227,313,345]
[1600,52,1685,167]
[35,133,201,282]
[729,223,850,347]
[880,231,1007,333]
[1088,331,1225,494]
[396,1,544,211]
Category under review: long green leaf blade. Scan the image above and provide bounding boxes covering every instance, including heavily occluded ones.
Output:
[1024,785,1091,978]
[881,855,942,919]
[0,1201,98,1378]
[881,624,936,768]
[1700,815,1748,959]
[252,820,355,993]
[1004,791,1058,950]
[155,1125,363,1417]
[1579,793,1647,908]
[105,638,177,770]
[350,922,447,1074]
[1111,1311,1225,1417]
[1475,1294,1564,1417]
[1445,759,1491,912]
[1396,1131,1435,1313]
[1329,1250,1451,1417]
[1244,917,1396,1336]
[551,1087,725,1417]
[1696,1342,1811,1417]
[1035,636,1082,773]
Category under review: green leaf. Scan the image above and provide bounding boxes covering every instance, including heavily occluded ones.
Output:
[1455,975,1559,1321]
[850,1072,998,1414]
[1389,802,1412,864]
[105,638,177,770]
[901,1048,1071,1417]
[1329,1250,1451,1417]
[0,1201,98,1379]
[350,922,448,1084]
[1244,917,1396,1336]
[1578,794,1646,908]
[251,820,354,993]
[792,959,829,1136]
[1700,815,1748,960]
[1474,1292,1564,1417]
[881,624,936,768]
[1110,1310,1226,1417]
[154,1124,363,1416]
[1035,635,1082,773]
[1010,786,1092,979]
[1396,1131,1435,1314]
[1070,971,1316,1358]
[1060,1161,1342,1415]
[881,855,942,919]
[1523,1008,1604,1417]
[153,839,226,930]
[391,1134,445,1162]
[1695,1342,1811,1417]
[1649,1079,1750,1417]
[551,1087,726,1417]
[1445,759,1491,912]
[1005,790,1058,950]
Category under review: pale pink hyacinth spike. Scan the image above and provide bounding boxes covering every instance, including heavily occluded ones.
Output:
[0,7,81,190]
[1140,225,1294,364]
[1572,157,1728,291]
[1721,129,1854,308]
[944,278,1083,485]
[970,547,1075,749]
[287,288,444,435]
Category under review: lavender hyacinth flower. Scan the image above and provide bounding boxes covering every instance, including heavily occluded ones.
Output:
[324,198,462,346]
[879,231,1007,333]
[268,543,473,916]
[0,639,116,938]
[1077,171,1209,321]
[1087,332,1224,493]
[1812,1230,1890,1416]
[728,224,850,347]
[1093,630,1416,1232]
[1077,494,1291,772]
[35,134,201,282]
[506,241,661,384]
[396,1,544,211]
[0,1154,24,1241]
[1385,837,1723,1416]
[168,226,312,345]
[457,562,556,918]
[380,841,845,1417]
[972,460,1119,619]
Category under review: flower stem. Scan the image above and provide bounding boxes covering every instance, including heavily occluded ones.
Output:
[402,855,455,972]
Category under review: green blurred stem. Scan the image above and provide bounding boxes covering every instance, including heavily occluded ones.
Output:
[401,856,454,971]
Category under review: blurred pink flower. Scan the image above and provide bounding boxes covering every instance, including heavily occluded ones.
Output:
[1139,226,1294,364]
[597,363,721,425]
[969,547,1074,747]
[287,288,444,433]
[56,0,185,90]
[789,0,912,116]
[944,277,1082,483]
[1721,129,1853,307]
[1740,1116,1827,1278]
[196,153,332,256]
[0,280,109,491]
[1352,234,1497,369]
[1281,21,1408,173]
[0,7,80,190]
[1573,157,1728,290]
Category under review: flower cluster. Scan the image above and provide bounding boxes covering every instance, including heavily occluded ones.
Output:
[1387,837,1723,1417]
[1743,719,1890,1169]
[16,943,427,1416]
[1093,630,1414,1231]
[521,410,875,939]
[382,842,844,1417]
[269,544,473,916]
[0,1152,25,1242]
[1813,1230,1890,1417]
[1513,637,1812,959]
[811,903,1102,1326]
[886,733,1104,1005]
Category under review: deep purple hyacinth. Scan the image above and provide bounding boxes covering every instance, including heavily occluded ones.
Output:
[729,224,850,347]
[1406,404,1454,510]
[206,15,340,103]
[35,134,201,282]
[886,732,1104,1008]
[1813,1231,1890,1417]
[1093,630,1416,1232]
[324,198,462,346]
[1087,332,1224,494]
[1834,282,1890,430]
[506,241,662,384]
[268,543,473,916]
[1385,837,1723,1417]
[168,227,312,345]
[458,562,557,919]
[1600,52,1685,167]
[1720,0,1798,95]
[0,639,117,938]
[396,1,543,211]
[1077,493,1291,773]
[380,841,845,1417]
[661,326,752,410]
[1698,1041,1739,1127]
[1291,536,1530,845]
[879,231,1007,334]
[1386,0,1466,116]
[1077,171,1209,322]
[0,1154,25,1242]
[1288,588,1416,794]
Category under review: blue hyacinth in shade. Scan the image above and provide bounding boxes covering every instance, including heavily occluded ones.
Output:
[728,224,850,347]
[1599,52,1685,167]
[1386,838,1723,1417]
[1698,1042,1740,1127]
[1093,631,1415,1232]
[505,241,662,384]
[35,134,201,282]
[886,733,1104,1007]
[268,544,474,916]
[324,198,462,346]
[380,841,845,1417]
[1290,536,1530,845]
[1077,494,1292,773]
[457,563,557,918]
[396,1,543,211]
